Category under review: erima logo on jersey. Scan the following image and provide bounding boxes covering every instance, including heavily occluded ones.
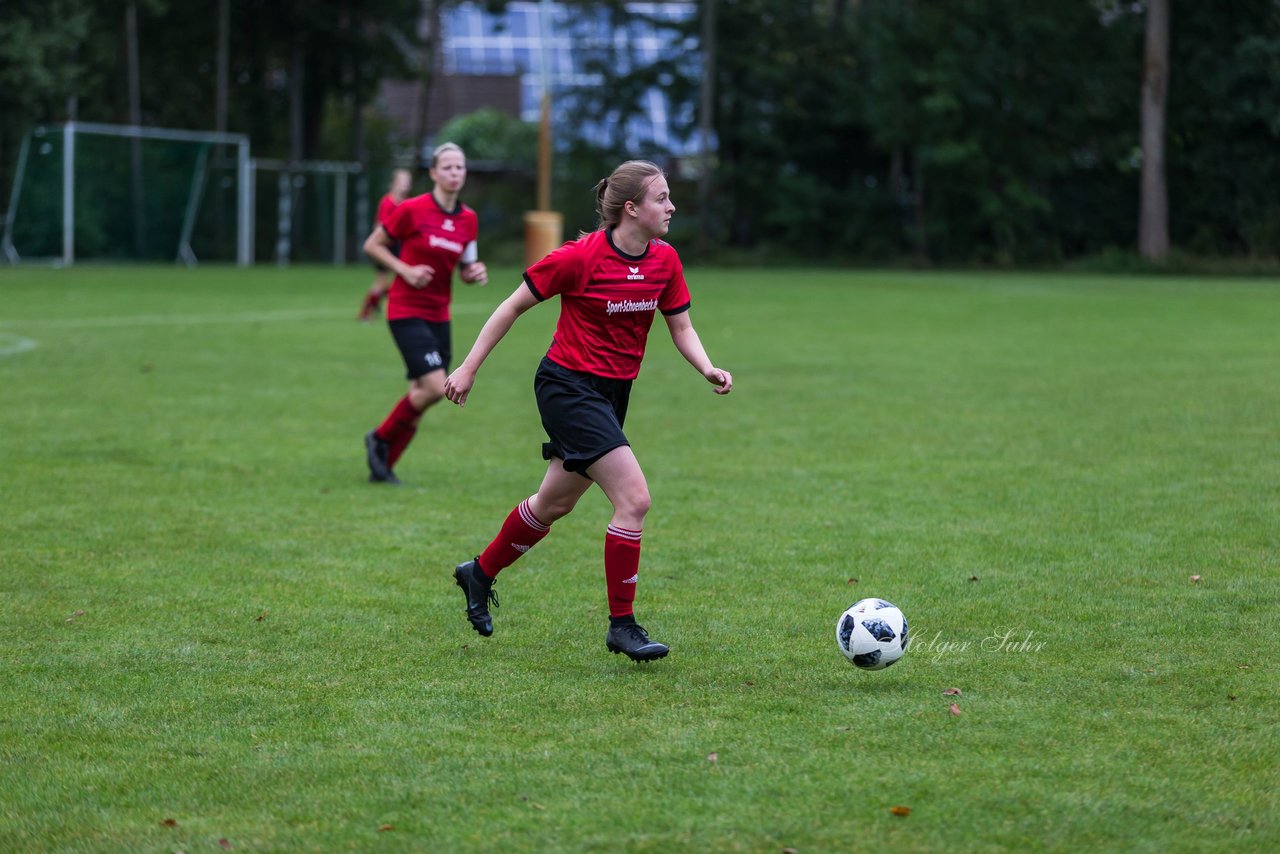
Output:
[429,234,464,254]
[627,266,644,281]
[622,574,638,584]
[512,543,531,553]
[442,218,455,231]
[606,298,659,315]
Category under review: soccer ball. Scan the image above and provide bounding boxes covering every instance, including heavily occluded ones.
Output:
[836,598,909,670]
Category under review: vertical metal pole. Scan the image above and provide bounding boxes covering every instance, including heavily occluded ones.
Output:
[237,141,252,266]
[63,123,76,267]
[334,170,348,264]
[275,170,292,266]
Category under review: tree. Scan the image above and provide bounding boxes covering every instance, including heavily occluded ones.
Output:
[1139,0,1170,260]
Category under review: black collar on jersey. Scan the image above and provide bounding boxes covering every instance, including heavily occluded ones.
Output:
[430,191,463,216]
[606,227,649,262]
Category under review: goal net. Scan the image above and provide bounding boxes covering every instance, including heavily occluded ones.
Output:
[2,122,251,266]
[250,158,363,266]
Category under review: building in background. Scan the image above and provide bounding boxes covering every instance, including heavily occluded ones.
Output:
[376,1,700,158]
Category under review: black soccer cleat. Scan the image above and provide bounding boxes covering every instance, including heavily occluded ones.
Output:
[454,559,498,637]
[365,430,399,484]
[606,621,670,662]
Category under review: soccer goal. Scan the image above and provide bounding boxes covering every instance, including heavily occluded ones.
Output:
[2,122,252,266]
[250,158,363,266]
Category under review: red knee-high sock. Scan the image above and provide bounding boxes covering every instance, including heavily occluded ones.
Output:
[604,525,642,618]
[478,499,551,579]
[375,395,420,446]
[387,423,417,467]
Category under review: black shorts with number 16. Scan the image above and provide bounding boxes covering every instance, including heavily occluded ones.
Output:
[389,318,451,379]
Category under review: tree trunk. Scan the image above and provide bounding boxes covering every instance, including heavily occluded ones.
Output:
[214,0,229,251]
[1139,0,1170,261]
[126,2,146,258]
[412,0,442,173]
[696,0,717,251]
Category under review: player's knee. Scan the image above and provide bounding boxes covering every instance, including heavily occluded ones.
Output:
[535,494,578,522]
[410,379,445,408]
[618,487,651,521]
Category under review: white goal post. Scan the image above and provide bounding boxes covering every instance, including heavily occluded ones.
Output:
[2,122,252,267]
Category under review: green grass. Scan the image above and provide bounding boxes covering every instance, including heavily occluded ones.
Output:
[1,265,1277,852]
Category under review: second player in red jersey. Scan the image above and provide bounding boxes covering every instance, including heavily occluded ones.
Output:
[443,159,733,662]
[361,143,487,485]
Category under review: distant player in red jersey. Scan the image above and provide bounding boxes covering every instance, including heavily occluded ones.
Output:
[362,144,488,484]
[357,168,413,321]
[443,160,733,661]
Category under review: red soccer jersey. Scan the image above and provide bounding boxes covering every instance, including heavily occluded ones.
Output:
[524,229,692,380]
[382,193,479,322]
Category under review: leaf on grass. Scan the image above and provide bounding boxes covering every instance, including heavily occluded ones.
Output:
[65,610,86,623]
[255,610,268,622]
[1228,695,1237,701]
[942,688,962,696]
[968,575,979,582]
[745,680,754,687]
[706,752,718,764]
[1189,575,1202,583]
[377,824,394,832]
[847,578,858,585]
[783,848,799,853]
[890,805,911,817]
[218,839,232,849]
[160,818,178,828]
[1239,664,1251,670]
[949,703,962,716]
[530,802,546,811]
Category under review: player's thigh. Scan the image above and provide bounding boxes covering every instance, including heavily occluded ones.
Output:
[586,445,650,515]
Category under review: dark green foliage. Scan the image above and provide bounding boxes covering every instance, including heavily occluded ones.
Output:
[5,1,1280,262]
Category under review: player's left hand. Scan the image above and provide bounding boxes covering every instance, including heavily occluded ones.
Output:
[706,367,733,395]
[460,262,488,286]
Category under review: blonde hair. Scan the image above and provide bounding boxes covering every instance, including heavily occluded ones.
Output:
[430,142,466,168]
[593,160,665,230]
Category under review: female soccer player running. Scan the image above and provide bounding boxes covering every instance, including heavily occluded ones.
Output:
[362,144,488,485]
[443,160,733,661]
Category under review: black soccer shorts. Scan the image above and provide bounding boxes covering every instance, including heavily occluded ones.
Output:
[388,318,451,379]
[534,355,633,478]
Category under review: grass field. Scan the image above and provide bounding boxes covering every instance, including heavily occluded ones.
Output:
[1,264,1277,852]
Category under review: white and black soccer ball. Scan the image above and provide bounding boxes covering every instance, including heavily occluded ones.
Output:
[836,598,909,670]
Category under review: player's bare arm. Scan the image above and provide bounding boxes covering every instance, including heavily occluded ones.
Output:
[445,283,541,407]
[364,225,433,287]
[665,310,732,394]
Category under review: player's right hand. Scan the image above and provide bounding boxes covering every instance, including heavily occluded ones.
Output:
[444,367,475,407]
[404,264,434,288]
